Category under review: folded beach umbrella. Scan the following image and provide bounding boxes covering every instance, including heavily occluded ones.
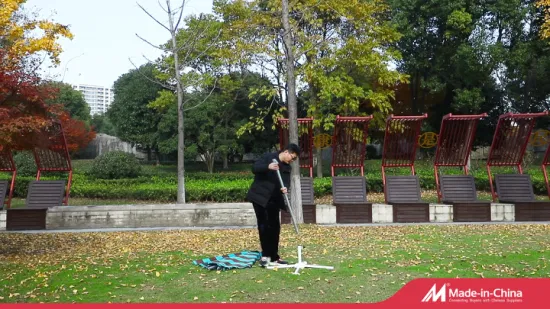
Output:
[192,250,262,271]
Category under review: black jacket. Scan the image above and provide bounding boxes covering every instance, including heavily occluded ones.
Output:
[246,152,291,209]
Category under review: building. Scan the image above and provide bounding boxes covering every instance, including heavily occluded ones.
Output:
[72,84,115,115]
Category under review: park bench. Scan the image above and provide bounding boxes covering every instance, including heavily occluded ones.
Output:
[495,174,550,221]
[440,175,491,221]
[385,175,429,222]
[6,180,66,230]
[332,176,371,223]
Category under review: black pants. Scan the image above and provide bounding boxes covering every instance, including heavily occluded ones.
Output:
[252,202,282,261]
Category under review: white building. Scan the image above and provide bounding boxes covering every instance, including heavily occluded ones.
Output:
[72,84,114,115]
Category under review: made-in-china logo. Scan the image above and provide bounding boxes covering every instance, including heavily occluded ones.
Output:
[422,283,523,303]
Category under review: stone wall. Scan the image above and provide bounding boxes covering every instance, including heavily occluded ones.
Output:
[78,133,149,160]
[0,203,534,232]
[46,203,257,230]
[0,210,6,231]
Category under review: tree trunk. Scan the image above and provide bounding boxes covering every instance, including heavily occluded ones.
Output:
[282,0,302,223]
[167,1,186,204]
[223,118,229,169]
[155,148,161,165]
[315,126,323,178]
[205,152,215,174]
[223,155,228,169]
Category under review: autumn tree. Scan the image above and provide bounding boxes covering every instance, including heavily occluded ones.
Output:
[0,0,73,67]
[216,0,406,218]
[538,0,550,39]
[1,0,74,149]
[58,112,96,154]
[0,50,60,148]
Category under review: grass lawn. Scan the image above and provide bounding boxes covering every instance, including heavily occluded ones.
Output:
[1,224,549,303]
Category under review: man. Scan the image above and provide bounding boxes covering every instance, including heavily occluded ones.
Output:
[246,143,300,267]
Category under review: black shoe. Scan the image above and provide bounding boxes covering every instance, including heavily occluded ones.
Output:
[273,259,289,265]
[259,257,269,267]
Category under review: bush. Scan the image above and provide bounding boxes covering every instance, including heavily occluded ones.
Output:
[13,151,37,177]
[3,158,550,202]
[88,151,142,179]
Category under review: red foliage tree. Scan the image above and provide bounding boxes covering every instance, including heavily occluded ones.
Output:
[58,112,96,153]
[0,49,62,149]
[1,49,96,153]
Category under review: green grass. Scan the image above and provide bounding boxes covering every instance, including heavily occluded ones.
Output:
[1,224,549,303]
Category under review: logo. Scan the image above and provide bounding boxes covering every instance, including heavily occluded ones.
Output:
[313,133,332,149]
[418,132,438,148]
[422,283,447,302]
[529,129,550,147]
[420,282,524,304]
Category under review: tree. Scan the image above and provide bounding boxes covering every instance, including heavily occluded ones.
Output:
[538,0,550,39]
[152,71,278,168]
[91,113,115,135]
[107,63,164,161]
[281,0,303,222]
[136,1,221,203]
[217,0,406,186]
[0,50,61,148]
[1,0,74,149]
[58,112,96,154]
[0,0,73,67]
[44,81,91,123]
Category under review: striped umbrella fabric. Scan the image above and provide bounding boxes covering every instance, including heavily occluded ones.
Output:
[192,250,262,270]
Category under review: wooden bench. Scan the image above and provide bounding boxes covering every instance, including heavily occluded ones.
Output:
[281,177,316,224]
[440,175,491,222]
[385,175,429,222]
[495,174,550,221]
[332,176,372,223]
[6,180,66,230]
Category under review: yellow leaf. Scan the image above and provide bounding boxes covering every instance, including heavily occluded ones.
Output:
[156,271,160,277]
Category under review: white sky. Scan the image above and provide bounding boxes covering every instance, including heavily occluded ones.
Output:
[23,0,213,88]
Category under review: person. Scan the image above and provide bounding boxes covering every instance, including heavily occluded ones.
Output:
[246,143,300,267]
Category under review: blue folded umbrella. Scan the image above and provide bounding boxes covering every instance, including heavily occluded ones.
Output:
[192,250,262,270]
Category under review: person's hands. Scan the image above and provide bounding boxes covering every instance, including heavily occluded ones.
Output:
[280,187,288,194]
[268,162,279,170]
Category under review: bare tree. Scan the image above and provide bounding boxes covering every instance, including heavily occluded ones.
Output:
[135,0,220,203]
[281,0,302,223]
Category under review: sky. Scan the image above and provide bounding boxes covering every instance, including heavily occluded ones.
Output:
[24,0,214,88]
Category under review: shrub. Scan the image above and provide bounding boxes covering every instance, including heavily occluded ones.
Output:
[13,151,37,177]
[88,151,142,179]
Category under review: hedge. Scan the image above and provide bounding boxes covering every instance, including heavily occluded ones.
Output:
[1,167,549,202]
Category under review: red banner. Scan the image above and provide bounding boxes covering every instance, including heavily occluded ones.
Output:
[385,278,546,307]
